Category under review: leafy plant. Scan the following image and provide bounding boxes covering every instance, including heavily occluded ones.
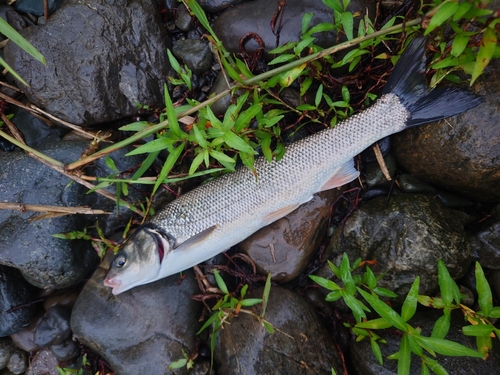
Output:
[310,255,496,374]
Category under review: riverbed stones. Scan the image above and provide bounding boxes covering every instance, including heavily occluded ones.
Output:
[322,194,472,304]
[215,286,344,374]
[393,59,500,202]
[469,220,500,270]
[4,0,172,126]
[71,253,202,375]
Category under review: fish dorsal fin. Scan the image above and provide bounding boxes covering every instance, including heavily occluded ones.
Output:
[320,160,359,191]
[173,225,218,252]
[262,203,302,225]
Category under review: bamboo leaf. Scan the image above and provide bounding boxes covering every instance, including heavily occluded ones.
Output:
[451,34,469,57]
[424,1,460,36]
[371,338,383,365]
[358,288,407,331]
[416,336,484,358]
[356,318,392,329]
[402,277,419,322]
[209,150,235,171]
[153,143,184,194]
[126,137,171,156]
[398,334,411,375]
[437,260,460,305]
[239,298,262,306]
[471,27,497,85]
[475,262,493,317]
[462,323,494,337]
[223,131,255,154]
[341,12,354,40]
[431,310,451,339]
[309,275,342,291]
[0,18,45,65]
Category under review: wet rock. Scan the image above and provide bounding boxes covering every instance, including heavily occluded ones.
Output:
[0,142,99,289]
[10,313,43,352]
[25,348,59,375]
[34,306,71,347]
[239,189,344,282]
[50,338,80,361]
[350,309,500,374]
[212,0,374,60]
[469,221,500,270]
[364,155,397,188]
[15,0,64,17]
[208,71,233,116]
[323,194,472,303]
[215,286,344,374]
[198,0,247,12]
[175,4,194,32]
[397,174,437,194]
[173,39,213,74]
[71,253,202,375]
[5,0,171,126]
[0,338,14,369]
[6,349,27,375]
[0,266,37,337]
[393,59,500,202]
[43,290,80,311]
[436,191,473,208]
[10,108,67,148]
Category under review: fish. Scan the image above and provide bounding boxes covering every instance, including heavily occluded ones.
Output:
[104,36,483,295]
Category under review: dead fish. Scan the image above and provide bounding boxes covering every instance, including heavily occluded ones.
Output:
[104,36,482,295]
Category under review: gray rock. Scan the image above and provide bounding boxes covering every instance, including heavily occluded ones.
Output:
[215,286,344,374]
[397,174,437,194]
[49,339,80,361]
[239,189,344,282]
[172,39,213,74]
[10,313,42,352]
[5,0,172,126]
[198,0,248,12]
[0,338,14,369]
[6,349,27,375]
[212,0,374,60]
[323,194,472,304]
[175,4,194,32]
[71,253,202,375]
[0,142,99,289]
[350,310,500,374]
[34,306,71,347]
[393,59,500,202]
[10,108,66,148]
[0,266,37,337]
[24,348,59,375]
[469,220,500,270]
[15,0,64,16]
[364,155,397,188]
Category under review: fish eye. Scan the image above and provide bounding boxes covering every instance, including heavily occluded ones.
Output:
[115,254,127,268]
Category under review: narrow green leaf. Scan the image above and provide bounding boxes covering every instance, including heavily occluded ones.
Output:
[0,18,45,65]
[126,136,171,156]
[235,58,253,79]
[421,362,430,375]
[168,358,188,370]
[268,42,296,54]
[305,22,335,37]
[196,312,220,335]
[167,49,181,74]
[278,64,306,87]
[422,356,449,375]
[315,84,323,108]
[325,290,343,302]
[476,333,492,356]
[462,323,494,337]
[452,2,472,21]
[268,54,296,65]
[153,143,184,194]
[358,288,407,331]
[213,269,229,294]
[424,1,460,36]
[234,103,263,133]
[105,156,119,173]
[261,273,272,318]
[371,338,383,365]
[363,266,377,289]
[341,12,354,40]
[239,298,262,307]
[408,334,423,356]
[416,336,484,358]
[188,151,205,175]
[223,131,255,154]
[262,320,275,333]
[451,34,469,57]
[398,334,411,375]
[119,121,149,132]
[322,0,342,13]
[431,310,451,339]
[328,260,341,279]
[294,36,316,56]
[301,12,314,35]
[373,287,398,298]
[437,259,460,305]
[209,150,235,170]
[309,275,342,291]
[475,261,493,318]
[402,277,420,322]
[355,318,392,329]
[487,306,500,318]
[343,292,368,322]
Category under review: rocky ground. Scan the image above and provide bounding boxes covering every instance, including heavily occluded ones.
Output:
[0,0,499,374]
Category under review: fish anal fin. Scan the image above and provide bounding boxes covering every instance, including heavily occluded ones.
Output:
[263,204,301,225]
[173,225,217,252]
[320,160,359,191]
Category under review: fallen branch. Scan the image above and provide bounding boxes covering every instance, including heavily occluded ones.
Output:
[0,202,111,215]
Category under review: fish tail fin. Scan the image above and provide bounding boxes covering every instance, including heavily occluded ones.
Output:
[381,36,483,127]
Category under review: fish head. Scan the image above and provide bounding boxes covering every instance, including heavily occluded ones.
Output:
[104,225,173,295]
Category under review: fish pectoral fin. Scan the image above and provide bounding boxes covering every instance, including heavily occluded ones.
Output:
[320,160,360,191]
[173,225,218,252]
[262,204,301,225]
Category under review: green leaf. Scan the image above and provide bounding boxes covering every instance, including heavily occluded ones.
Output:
[234,103,263,133]
[325,290,342,302]
[371,338,383,365]
[328,260,341,279]
[358,288,407,331]
[424,1,460,36]
[164,83,185,139]
[408,334,423,356]
[132,149,156,179]
[322,0,342,13]
[363,266,377,289]
[268,54,296,65]
[402,277,419,322]
[213,269,229,294]
[462,323,494,337]
[0,18,45,66]
[343,292,368,323]
[223,131,255,154]
[268,42,296,54]
[262,320,275,333]
[294,36,316,56]
[398,334,411,375]
[341,12,354,40]
[119,121,149,132]
[209,150,235,171]
[356,318,392,329]
[126,136,171,156]
[309,275,342,291]
[301,12,314,35]
[488,306,500,318]
[452,2,472,21]
[415,336,484,358]
[278,63,307,87]
[153,143,184,194]
[373,287,398,298]
[431,310,451,339]
[105,156,119,173]
[235,58,253,79]
[341,85,350,103]
[189,151,205,175]
[261,273,272,318]
[168,357,188,370]
[451,34,469,57]
[422,356,449,375]
[167,49,181,74]
[315,84,323,108]
[305,22,335,37]
[475,262,493,317]
[437,259,460,305]
[197,311,221,335]
[239,298,263,307]
[476,333,492,356]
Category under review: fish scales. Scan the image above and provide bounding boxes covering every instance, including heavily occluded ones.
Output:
[104,36,483,295]
[151,94,408,245]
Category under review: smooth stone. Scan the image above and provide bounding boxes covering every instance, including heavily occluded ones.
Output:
[198,0,247,12]
[175,4,194,32]
[397,174,437,194]
[6,349,27,375]
[14,0,64,16]
[34,306,71,347]
[468,220,500,270]
[71,253,202,375]
[207,71,233,116]
[0,266,37,337]
[172,39,213,74]
[239,189,344,282]
[0,339,14,369]
[24,348,59,375]
[43,290,80,311]
[5,0,172,126]
[458,285,475,307]
[393,59,500,202]
[212,0,373,60]
[49,338,80,361]
[323,194,472,304]
[364,154,397,187]
[215,286,344,374]
[436,190,473,208]
[350,309,500,374]
[10,313,43,352]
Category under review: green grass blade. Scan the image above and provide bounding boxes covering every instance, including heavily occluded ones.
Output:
[358,288,407,331]
[0,18,45,65]
[261,273,272,318]
[402,277,419,322]
[475,262,493,317]
[398,334,411,375]
[416,336,484,358]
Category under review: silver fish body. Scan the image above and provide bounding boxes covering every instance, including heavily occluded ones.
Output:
[104,37,482,295]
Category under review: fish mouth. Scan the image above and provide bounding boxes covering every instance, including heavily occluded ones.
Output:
[103,276,122,295]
